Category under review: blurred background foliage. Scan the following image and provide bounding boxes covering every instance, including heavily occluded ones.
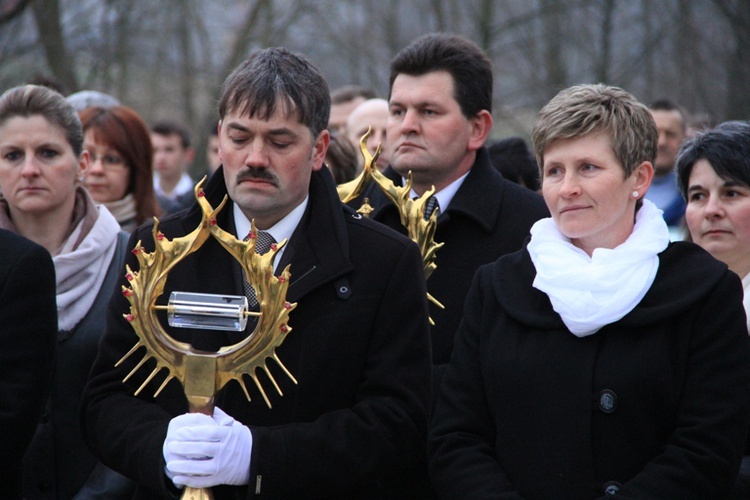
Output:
[0,0,747,173]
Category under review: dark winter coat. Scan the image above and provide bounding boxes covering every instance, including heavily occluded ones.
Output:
[350,148,548,390]
[429,243,750,499]
[0,230,56,499]
[81,166,432,499]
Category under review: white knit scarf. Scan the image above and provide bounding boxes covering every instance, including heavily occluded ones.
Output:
[527,199,670,337]
[54,196,121,332]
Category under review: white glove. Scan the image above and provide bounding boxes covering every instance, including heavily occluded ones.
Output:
[163,412,214,485]
[163,407,253,488]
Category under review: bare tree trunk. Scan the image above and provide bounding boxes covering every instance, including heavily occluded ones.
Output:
[676,0,695,104]
[727,24,750,120]
[178,2,196,129]
[113,0,135,102]
[382,0,405,59]
[713,0,750,119]
[540,0,567,93]
[476,0,496,55]
[219,0,271,83]
[145,6,171,118]
[446,0,463,32]
[31,0,79,92]
[640,0,654,95]
[429,0,447,31]
[596,0,615,83]
[2,0,748,136]
[0,0,31,25]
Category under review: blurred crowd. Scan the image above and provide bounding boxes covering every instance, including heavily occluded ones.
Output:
[2,30,750,500]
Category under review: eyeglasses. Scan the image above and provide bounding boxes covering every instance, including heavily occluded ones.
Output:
[88,151,128,170]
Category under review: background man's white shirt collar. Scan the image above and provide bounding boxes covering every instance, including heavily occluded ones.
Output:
[153,172,194,199]
[407,170,469,213]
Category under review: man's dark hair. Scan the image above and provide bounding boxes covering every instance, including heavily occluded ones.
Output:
[488,137,541,191]
[389,32,492,117]
[151,120,192,149]
[330,85,377,105]
[649,98,681,112]
[219,47,330,138]
[649,98,687,132]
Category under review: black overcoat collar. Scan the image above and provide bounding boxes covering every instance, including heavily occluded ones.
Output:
[367,147,506,233]
[179,166,353,303]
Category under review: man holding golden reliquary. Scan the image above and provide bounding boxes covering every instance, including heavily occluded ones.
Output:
[81,47,431,499]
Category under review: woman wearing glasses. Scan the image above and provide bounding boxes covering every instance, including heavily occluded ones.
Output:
[79,105,160,233]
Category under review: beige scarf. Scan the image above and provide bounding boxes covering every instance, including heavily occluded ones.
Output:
[0,188,121,331]
[104,193,138,233]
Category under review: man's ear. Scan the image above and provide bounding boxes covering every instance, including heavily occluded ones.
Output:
[311,129,330,171]
[467,110,493,152]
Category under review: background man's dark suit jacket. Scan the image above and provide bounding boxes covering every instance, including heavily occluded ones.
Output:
[351,147,549,390]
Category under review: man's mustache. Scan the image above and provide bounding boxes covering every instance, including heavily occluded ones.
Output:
[236,167,279,185]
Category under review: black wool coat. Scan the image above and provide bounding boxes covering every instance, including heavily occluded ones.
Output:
[81,166,432,499]
[350,148,548,388]
[23,232,133,499]
[429,242,750,499]
[0,230,57,500]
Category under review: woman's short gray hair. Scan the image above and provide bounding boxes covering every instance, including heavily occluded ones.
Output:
[532,84,657,179]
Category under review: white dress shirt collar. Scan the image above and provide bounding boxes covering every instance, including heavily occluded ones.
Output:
[407,170,470,213]
[233,196,308,270]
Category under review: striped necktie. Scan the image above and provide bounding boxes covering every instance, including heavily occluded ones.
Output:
[423,196,440,221]
[242,230,276,307]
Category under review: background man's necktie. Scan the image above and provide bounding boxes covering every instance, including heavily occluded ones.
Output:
[423,196,439,221]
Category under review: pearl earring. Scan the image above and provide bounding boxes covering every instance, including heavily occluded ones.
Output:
[632,191,639,198]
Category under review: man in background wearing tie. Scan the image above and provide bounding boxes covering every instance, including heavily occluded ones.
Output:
[82,47,431,499]
[352,32,548,396]
[349,34,548,497]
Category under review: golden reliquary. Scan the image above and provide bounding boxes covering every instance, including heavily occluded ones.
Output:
[337,129,444,323]
[118,179,297,500]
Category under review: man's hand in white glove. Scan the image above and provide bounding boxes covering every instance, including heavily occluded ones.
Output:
[163,407,252,488]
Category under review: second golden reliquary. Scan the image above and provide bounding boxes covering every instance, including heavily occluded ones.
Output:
[117,178,297,500]
[338,129,444,323]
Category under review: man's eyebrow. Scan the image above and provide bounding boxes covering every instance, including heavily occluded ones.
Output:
[389,98,443,108]
[225,122,297,137]
[267,127,297,137]
[225,122,249,133]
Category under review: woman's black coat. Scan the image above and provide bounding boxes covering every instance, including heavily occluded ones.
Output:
[430,242,750,499]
